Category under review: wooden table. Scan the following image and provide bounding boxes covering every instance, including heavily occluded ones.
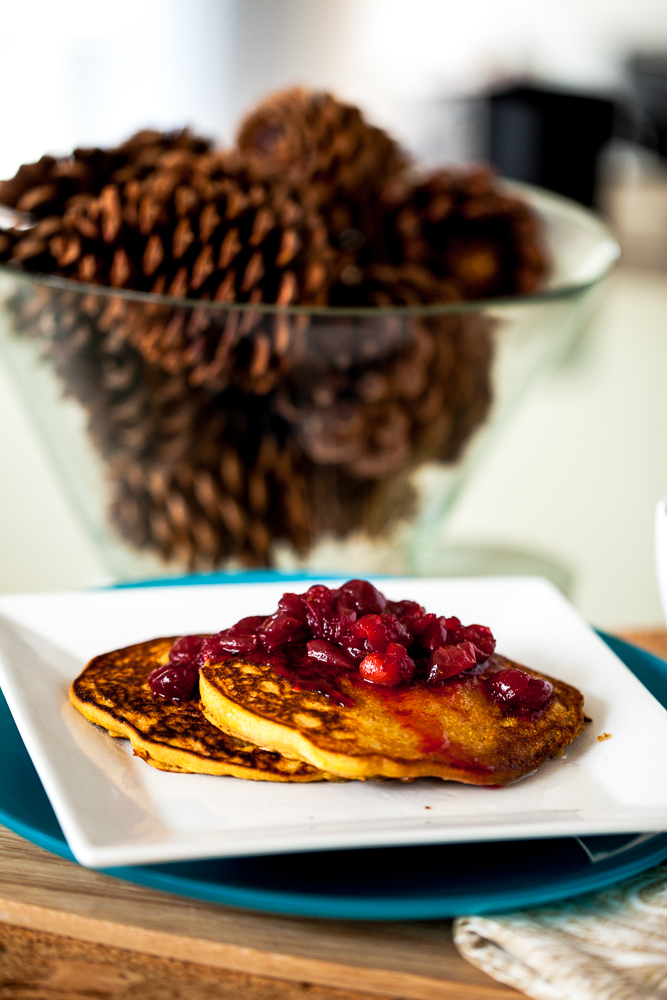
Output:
[0,629,664,1000]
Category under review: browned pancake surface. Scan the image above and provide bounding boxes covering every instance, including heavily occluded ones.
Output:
[199,653,585,784]
[69,637,327,781]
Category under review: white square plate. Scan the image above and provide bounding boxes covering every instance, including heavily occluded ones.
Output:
[0,575,666,869]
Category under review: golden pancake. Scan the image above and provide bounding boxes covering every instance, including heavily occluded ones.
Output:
[69,637,328,781]
[199,652,585,784]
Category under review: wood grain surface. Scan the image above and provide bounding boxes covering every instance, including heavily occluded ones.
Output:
[0,627,662,999]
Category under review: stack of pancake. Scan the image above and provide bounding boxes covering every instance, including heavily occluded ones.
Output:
[69,633,585,786]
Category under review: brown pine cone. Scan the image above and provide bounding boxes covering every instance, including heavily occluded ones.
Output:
[104,153,334,392]
[375,167,548,298]
[237,88,408,201]
[0,129,213,276]
[1,144,338,395]
[237,88,409,286]
[273,261,494,483]
[2,147,334,301]
[0,128,211,220]
[6,281,379,568]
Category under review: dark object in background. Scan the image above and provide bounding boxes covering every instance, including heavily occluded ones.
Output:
[627,54,667,159]
[487,85,615,207]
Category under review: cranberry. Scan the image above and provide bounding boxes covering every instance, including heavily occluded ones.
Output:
[303,585,338,638]
[359,643,415,686]
[338,641,368,664]
[350,613,411,653]
[486,667,553,712]
[410,613,436,637]
[338,579,386,617]
[202,614,269,659]
[228,615,267,635]
[443,616,466,642]
[427,641,477,685]
[386,599,425,623]
[411,614,448,652]
[463,624,496,661]
[169,634,204,666]
[306,584,337,607]
[277,593,308,622]
[386,642,416,683]
[520,676,554,711]
[327,609,357,644]
[307,639,356,670]
[201,630,259,659]
[259,611,309,651]
[148,663,198,702]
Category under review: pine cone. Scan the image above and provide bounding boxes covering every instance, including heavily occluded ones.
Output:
[0,129,213,276]
[6,282,382,567]
[237,88,408,203]
[2,149,333,298]
[375,167,548,298]
[1,144,338,395]
[0,128,211,220]
[273,263,493,482]
[237,88,409,290]
[108,151,335,392]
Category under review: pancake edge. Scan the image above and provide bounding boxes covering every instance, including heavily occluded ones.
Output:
[68,678,329,782]
[199,664,586,784]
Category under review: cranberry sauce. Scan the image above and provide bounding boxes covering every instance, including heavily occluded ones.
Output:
[150,579,550,714]
[148,634,205,702]
[485,667,554,713]
[154,579,512,704]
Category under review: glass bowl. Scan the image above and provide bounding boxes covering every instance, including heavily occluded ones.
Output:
[0,184,619,583]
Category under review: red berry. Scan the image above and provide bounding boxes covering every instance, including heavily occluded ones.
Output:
[385,642,416,683]
[148,663,198,702]
[486,668,553,712]
[351,613,411,652]
[169,634,204,666]
[259,611,309,651]
[427,642,477,685]
[359,642,415,686]
[277,593,308,621]
[303,584,337,638]
[387,599,425,624]
[415,615,449,652]
[201,630,259,659]
[228,615,267,635]
[306,639,356,670]
[410,613,436,637]
[359,652,386,683]
[338,579,387,616]
[460,623,496,661]
[443,616,466,642]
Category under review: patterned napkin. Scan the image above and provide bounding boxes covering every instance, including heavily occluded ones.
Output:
[454,856,667,1000]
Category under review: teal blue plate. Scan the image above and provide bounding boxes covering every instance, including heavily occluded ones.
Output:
[1,573,666,918]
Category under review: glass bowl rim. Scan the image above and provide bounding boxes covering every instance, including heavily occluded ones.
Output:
[0,182,620,318]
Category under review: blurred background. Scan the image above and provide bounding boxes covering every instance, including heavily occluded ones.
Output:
[1,0,667,629]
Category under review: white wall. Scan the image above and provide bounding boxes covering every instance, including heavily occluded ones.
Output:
[0,0,236,177]
[3,0,667,178]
